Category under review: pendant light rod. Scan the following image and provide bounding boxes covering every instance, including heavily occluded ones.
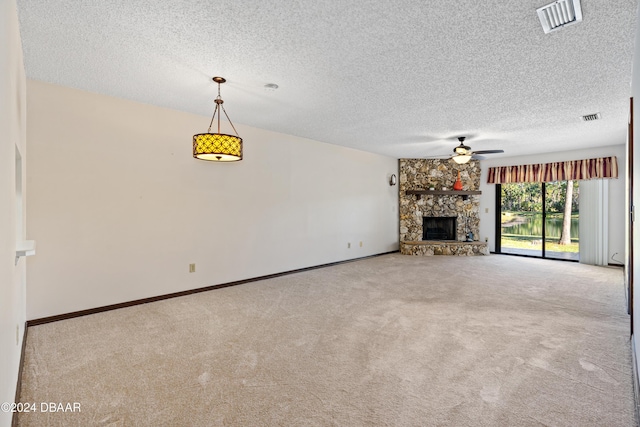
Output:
[217,97,221,134]
[207,101,219,133]
[220,103,240,136]
[205,77,240,137]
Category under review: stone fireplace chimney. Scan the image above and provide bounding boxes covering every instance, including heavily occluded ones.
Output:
[398,158,487,256]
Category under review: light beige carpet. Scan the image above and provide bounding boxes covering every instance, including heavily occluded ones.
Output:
[18,254,636,426]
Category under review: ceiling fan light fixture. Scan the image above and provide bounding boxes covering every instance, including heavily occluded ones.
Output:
[432,136,504,162]
[193,77,243,162]
[453,136,471,155]
[452,155,472,164]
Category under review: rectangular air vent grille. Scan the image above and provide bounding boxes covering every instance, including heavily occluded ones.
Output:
[537,0,583,34]
[581,113,601,122]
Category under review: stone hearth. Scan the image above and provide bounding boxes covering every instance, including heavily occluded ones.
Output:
[401,241,489,256]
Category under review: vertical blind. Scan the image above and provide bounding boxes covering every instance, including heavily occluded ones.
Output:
[579,179,609,266]
[487,156,618,184]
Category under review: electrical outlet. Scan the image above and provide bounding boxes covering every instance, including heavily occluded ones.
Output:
[189,263,196,273]
[485,208,489,213]
[347,243,351,248]
[485,237,489,243]
[359,241,363,247]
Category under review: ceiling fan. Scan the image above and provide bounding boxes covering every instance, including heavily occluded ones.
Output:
[450,136,504,164]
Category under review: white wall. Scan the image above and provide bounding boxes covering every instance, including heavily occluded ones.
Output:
[632,0,640,406]
[25,80,399,320]
[478,145,626,262]
[0,0,27,425]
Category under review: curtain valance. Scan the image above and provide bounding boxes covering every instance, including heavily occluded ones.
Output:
[487,156,618,184]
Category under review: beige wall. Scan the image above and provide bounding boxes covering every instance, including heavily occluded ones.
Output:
[0,0,27,424]
[478,145,626,260]
[25,80,399,320]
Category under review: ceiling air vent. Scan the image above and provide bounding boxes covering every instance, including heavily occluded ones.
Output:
[581,113,601,122]
[537,0,583,34]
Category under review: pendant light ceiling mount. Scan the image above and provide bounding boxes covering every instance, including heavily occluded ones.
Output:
[192,76,243,162]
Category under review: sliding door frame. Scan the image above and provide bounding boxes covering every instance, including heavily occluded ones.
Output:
[542,183,547,259]
[496,181,576,262]
[629,97,634,331]
[495,184,502,253]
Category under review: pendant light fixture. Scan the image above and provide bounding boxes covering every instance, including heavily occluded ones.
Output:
[193,77,243,162]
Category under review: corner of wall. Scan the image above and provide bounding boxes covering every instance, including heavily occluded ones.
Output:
[1,0,28,425]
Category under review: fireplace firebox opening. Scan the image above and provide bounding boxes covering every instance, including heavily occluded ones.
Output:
[423,217,457,241]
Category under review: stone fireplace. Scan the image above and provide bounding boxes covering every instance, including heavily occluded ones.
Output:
[399,158,488,256]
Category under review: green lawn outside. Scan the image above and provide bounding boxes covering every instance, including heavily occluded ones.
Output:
[501,235,579,253]
[501,211,579,254]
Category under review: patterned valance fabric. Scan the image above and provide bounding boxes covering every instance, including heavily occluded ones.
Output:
[487,156,618,184]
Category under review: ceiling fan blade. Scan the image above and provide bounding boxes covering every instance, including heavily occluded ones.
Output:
[472,149,504,154]
[472,154,487,160]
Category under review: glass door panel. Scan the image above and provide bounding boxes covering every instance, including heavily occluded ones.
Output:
[498,181,579,261]
[544,181,579,261]
[500,182,543,257]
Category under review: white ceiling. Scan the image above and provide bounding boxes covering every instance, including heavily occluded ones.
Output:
[15,0,639,160]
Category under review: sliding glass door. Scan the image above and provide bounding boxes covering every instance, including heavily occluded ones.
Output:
[497,181,579,261]
[544,181,579,260]
[499,182,543,257]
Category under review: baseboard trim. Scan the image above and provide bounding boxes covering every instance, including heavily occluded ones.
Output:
[632,335,640,426]
[26,250,399,326]
[12,323,28,427]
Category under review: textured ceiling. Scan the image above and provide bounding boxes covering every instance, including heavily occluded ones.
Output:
[15,0,639,160]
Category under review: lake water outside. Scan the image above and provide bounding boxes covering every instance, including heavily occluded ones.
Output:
[502,213,579,240]
[501,212,579,260]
